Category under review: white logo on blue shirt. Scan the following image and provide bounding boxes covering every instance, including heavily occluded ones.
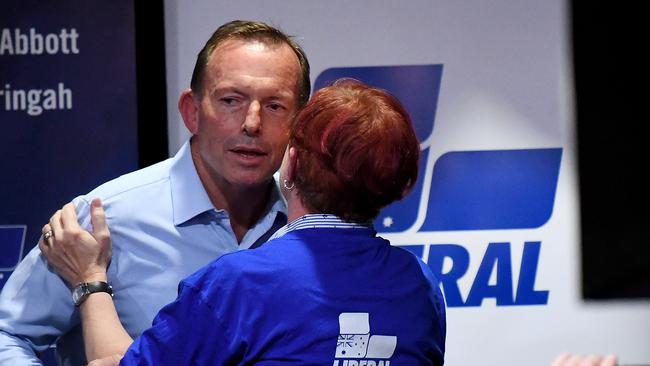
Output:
[333,312,396,366]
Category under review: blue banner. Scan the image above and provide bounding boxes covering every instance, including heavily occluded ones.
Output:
[0,1,138,293]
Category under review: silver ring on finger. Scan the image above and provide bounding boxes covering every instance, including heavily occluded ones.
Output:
[43,230,54,242]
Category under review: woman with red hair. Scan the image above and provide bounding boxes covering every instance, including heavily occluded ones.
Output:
[41,79,446,365]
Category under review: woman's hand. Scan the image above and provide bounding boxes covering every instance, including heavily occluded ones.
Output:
[39,198,112,285]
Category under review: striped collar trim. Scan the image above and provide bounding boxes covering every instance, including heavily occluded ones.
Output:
[268,214,371,240]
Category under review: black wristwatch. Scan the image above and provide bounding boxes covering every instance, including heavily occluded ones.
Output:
[72,281,113,307]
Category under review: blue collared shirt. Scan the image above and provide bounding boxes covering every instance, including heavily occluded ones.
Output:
[0,140,286,366]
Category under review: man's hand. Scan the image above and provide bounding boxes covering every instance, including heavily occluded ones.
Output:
[39,198,112,285]
[87,354,122,366]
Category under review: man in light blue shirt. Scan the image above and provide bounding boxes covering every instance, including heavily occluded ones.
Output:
[0,20,311,366]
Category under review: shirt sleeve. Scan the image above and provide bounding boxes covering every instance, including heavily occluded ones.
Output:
[416,257,447,365]
[119,280,241,366]
[0,197,91,365]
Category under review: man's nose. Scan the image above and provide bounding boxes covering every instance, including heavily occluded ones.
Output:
[242,101,261,136]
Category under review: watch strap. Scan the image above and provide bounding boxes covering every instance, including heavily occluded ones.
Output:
[73,281,113,307]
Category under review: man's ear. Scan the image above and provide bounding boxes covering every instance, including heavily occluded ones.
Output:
[287,146,298,182]
[178,89,199,134]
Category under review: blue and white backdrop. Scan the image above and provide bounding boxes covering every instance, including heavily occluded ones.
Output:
[2,1,649,365]
[163,1,650,365]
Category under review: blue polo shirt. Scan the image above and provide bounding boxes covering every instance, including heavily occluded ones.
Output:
[121,216,446,365]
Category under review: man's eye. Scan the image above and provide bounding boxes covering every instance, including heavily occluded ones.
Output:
[220,97,237,105]
[268,103,284,111]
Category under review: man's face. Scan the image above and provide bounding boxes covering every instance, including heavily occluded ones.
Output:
[190,39,300,190]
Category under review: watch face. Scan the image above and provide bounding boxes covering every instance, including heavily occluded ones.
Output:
[72,282,111,306]
[72,285,86,305]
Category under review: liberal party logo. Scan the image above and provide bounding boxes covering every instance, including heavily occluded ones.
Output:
[315,66,562,307]
[333,313,396,366]
[0,225,26,289]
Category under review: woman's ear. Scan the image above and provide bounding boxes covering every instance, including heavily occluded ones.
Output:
[287,146,298,183]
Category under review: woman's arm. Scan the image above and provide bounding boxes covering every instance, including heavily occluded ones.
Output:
[78,276,133,360]
[39,199,133,360]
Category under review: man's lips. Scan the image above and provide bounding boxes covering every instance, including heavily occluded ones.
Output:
[229,147,268,162]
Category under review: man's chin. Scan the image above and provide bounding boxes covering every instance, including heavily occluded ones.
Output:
[229,173,275,190]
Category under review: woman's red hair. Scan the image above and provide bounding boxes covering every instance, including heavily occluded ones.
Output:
[290,79,420,223]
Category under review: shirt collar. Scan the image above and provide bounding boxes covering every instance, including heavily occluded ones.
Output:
[170,140,215,225]
[170,140,288,226]
[268,214,372,240]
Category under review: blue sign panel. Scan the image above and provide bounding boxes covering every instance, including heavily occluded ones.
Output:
[0,226,26,289]
[422,148,563,230]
